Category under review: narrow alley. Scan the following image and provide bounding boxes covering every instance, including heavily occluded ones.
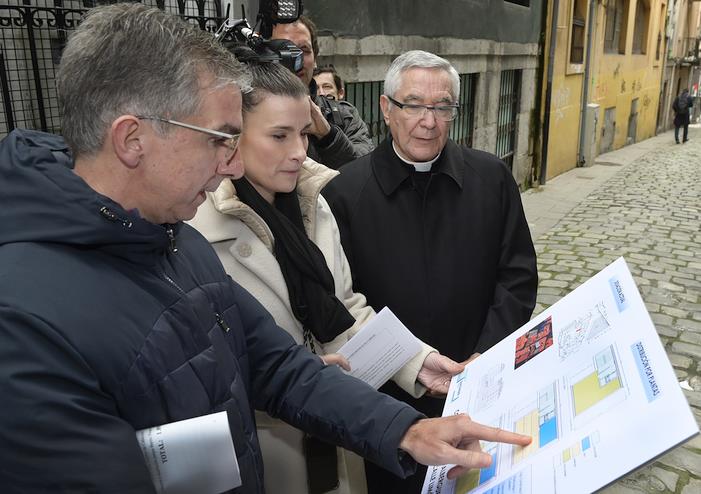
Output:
[522,125,701,494]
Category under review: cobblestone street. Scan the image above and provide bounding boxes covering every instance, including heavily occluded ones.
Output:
[522,126,701,494]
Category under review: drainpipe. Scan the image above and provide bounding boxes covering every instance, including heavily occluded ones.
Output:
[656,6,672,133]
[577,0,598,167]
[539,0,560,185]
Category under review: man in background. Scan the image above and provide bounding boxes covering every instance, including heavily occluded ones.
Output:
[314,65,345,100]
[272,16,374,167]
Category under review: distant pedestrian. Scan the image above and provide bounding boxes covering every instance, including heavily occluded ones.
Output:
[672,88,693,144]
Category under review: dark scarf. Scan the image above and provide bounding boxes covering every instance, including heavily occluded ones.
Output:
[233,177,355,347]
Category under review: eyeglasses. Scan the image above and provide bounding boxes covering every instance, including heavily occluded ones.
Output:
[386,96,459,122]
[136,116,240,161]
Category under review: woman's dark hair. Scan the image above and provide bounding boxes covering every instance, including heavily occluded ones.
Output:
[229,45,308,113]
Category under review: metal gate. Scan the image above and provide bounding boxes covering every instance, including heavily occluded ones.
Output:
[600,106,616,154]
[495,69,521,170]
[0,0,224,138]
[345,80,387,147]
[449,73,477,147]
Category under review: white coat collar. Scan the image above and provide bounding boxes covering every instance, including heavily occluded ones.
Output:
[194,158,338,249]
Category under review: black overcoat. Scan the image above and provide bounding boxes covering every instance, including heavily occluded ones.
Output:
[323,138,538,418]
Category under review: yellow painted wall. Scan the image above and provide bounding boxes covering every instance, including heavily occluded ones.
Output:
[543,0,586,179]
[589,1,665,152]
[542,0,666,180]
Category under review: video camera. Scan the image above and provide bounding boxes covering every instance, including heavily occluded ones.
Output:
[215,0,304,73]
[215,1,345,127]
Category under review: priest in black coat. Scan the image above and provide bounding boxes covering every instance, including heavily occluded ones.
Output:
[323,50,538,494]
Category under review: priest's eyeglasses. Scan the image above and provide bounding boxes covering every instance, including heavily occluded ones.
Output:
[386,96,459,121]
[136,116,240,161]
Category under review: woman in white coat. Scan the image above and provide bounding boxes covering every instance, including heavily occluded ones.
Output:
[189,57,463,494]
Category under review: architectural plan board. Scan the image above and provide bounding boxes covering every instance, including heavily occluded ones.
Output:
[422,257,699,494]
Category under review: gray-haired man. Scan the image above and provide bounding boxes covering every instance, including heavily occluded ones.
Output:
[323,50,538,493]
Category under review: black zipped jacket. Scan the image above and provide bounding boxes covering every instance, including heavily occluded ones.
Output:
[0,129,421,493]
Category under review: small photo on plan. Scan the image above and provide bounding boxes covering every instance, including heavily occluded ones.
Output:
[514,316,554,369]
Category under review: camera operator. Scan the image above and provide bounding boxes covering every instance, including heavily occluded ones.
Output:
[272,15,374,168]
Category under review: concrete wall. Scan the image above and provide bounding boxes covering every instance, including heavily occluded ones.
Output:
[304,0,543,44]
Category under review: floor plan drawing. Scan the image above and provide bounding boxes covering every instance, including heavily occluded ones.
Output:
[512,383,559,464]
[422,259,699,494]
[567,346,627,427]
[558,302,610,361]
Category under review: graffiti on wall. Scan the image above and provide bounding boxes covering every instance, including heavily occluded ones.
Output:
[594,82,608,100]
[553,86,571,122]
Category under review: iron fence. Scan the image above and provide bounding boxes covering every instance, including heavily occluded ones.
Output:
[2,3,482,151]
[345,79,387,147]
[0,0,225,138]
[345,73,478,148]
[451,73,477,147]
[495,69,521,170]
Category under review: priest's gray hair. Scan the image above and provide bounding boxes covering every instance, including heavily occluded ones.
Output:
[383,50,460,101]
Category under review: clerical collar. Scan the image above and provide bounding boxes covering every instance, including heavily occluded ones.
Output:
[392,141,440,172]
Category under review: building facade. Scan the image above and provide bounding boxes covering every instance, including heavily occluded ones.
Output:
[304,0,545,189]
[658,0,701,130]
[1,0,544,188]
[540,0,668,180]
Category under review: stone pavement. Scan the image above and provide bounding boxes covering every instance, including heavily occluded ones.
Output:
[520,124,701,494]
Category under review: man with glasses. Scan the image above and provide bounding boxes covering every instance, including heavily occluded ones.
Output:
[0,7,531,493]
[323,50,538,493]
[272,16,374,168]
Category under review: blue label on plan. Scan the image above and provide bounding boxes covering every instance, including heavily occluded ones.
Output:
[609,277,628,312]
[631,341,661,402]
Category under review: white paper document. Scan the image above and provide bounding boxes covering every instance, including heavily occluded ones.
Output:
[423,257,699,494]
[337,306,422,388]
[136,411,241,494]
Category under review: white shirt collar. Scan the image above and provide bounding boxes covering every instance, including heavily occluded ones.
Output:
[392,141,440,172]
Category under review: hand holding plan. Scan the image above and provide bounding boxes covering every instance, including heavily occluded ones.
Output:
[462,352,481,366]
[399,415,532,480]
[418,352,466,396]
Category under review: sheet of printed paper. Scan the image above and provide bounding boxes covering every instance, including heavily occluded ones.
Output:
[422,257,699,494]
[136,411,241,494]
[337,306,422,389]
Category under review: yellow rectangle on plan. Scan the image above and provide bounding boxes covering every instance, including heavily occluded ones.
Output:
[573,372,622,415]
[573,442,582,456]
[513,410,540,463]
[563,449,572,462]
